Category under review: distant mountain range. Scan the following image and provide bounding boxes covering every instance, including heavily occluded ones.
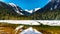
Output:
[34,0,60,13]
[0,0,60,16]
[32,0,60,20]
[0,1,31,16]
[0,0,60,20]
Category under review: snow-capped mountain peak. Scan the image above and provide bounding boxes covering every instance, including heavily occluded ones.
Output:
[35,8,40,11]
[8,3,24,15]
[25,9,33,13]
[9,3,41,14]
[25,8,40,13]
[9,3,17,7]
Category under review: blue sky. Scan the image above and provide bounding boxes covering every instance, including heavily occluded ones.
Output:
[0,0,50,10]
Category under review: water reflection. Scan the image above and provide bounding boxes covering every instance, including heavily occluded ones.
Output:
[20,27,42,34]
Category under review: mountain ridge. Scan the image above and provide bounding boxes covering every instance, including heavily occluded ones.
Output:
[0,0,60,20]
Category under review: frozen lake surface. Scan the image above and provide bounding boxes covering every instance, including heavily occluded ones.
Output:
[0,20,60,26]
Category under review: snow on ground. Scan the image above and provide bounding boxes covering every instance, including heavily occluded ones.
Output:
[0,20,60,26]
[0,20,40,25]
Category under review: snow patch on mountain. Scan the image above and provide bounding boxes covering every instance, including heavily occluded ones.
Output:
[35,8,40,11]
[9,3,17,7]
[50,0,60,10]
[9,3,41,14]
[25,8,40,13]
[25,9,33,13]
[9,3,24,15]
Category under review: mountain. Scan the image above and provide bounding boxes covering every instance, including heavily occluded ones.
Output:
[32,0,60,20]
[8,3,24,15]
[8,3,32,16]
[0,1,31,16]
[0,1,33,20]
[0,0,60,20]
[0,1,26,20]
[34,0,60,13]
[0,1,21,16]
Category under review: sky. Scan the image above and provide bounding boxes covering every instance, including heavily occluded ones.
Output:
[0,0,50,10]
